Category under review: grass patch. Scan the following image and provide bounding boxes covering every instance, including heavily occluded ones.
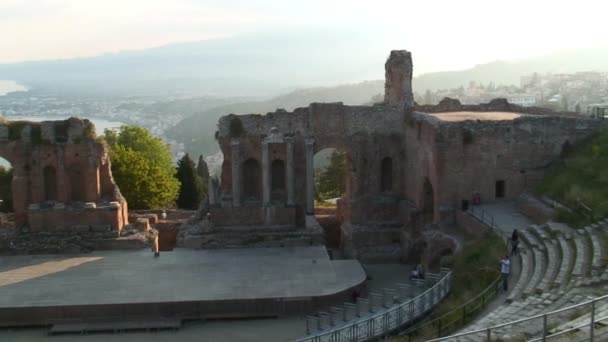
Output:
[314,200,337,209]
[396,232,506,341]
[537,129,608,227]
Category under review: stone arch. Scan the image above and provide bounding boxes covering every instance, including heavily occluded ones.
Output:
[422,177,434,224]
[43,165,58,201]
[381,157,393,192]
[242,158,261,202]
[271,159,286,203]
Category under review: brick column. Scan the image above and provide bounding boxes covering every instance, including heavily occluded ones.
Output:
[262,141,270,206]
[305,138,315,214]
[231,139,241,207]
[286,137,295,206]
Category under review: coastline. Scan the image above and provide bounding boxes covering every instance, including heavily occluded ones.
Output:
[0,80,27,96]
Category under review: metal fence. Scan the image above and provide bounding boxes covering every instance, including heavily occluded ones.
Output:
[467,205,497,230]
[294,269,452,342]
[426,293,608,342]
[399,275,502,341]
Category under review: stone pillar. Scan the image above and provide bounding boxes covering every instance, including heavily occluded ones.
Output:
[208,177,216,205]
[286,137,295,206]
[230,139,241,207]
[384,50,413,108]
[262,141,270,206]
[305,138,315,214]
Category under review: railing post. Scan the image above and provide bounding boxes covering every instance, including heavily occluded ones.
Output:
[462,305,467,325]
[591,300,596,342]
[542,314,548,342]
[486,327,491,342]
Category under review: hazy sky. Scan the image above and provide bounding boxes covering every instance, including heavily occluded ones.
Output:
[2,0,608,73]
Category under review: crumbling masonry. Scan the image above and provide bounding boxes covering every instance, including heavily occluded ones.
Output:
[0,117,128,232]
[207,50,603,261]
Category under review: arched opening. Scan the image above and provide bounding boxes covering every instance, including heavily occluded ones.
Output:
[43,165,58,201]
[422,178,434,224]
[242,158,261,203]
[381,157,393,192]
[314,148,348,251]
[271,159,286,204]
[0,157,13,212]
[68,164,85,202]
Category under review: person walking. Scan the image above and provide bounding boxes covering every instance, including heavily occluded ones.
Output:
[500,255,511,292]
[511,229,519,256]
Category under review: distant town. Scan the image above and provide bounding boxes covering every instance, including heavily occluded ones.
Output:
[415,71,608,115]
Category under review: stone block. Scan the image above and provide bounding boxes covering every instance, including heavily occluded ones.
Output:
[108,201,121,208]
[71,225,90,233]
[0,125,8,141]
[91,224,110,232]
[53,202,66,210]
[41,122,55,142]
[28,203,40,210]
[84,202,97,209]
[134,218,150,231]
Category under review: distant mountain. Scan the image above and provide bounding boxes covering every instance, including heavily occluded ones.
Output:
[165,81,384,157]
[413,47,608,91]
[0,30,388,97]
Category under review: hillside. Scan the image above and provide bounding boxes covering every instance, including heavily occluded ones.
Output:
[165,81,383,157]
[538,128,608,227]
[413,46,608,91]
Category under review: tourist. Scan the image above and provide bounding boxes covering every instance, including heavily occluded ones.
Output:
[472,192,481,205]
[511,230,519,256]
[500,255,510,292]
[161,210,167,219]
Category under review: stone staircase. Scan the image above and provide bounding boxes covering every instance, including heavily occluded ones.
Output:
[454,220,608,341]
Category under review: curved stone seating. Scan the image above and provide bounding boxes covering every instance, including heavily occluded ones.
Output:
[572,230,589,277]
[531,225,559,294]
[521,229,547,297]
[506,239,533,303]
[554,235,573,288]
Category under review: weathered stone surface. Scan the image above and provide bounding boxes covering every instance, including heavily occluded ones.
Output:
[0,117,127,234]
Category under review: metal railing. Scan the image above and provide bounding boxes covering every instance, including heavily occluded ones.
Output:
[427,293,608,342]
[399,275,502,341]
[467,205,497,230]
[294,269,453,342]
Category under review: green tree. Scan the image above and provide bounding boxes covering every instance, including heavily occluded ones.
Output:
[176,154,203,209]
[316,150,346,200]
[0,166,13,212]
[104,126,179,209]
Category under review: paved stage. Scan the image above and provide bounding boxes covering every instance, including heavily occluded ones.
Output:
[0,246,365,309]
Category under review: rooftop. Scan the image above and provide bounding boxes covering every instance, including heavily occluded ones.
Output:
[429,111,522,122]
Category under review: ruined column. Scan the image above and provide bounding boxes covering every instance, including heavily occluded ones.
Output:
[262,141,270,206]
[286,137,295,206]
[208,177,216,205]
[384,50,413,108]
[305,138,315,214]
[231,139,241,207]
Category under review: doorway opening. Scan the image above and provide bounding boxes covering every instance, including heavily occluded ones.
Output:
[495,180,506,198]
[313,148,348,250]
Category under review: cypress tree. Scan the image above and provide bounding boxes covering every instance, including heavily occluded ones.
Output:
[176,153,203,209]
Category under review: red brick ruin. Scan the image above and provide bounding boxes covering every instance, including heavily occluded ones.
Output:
[0,117,128,232]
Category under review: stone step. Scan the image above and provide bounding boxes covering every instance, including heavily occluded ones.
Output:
[529,225,561,294]
[588,231,606,272]
[507,243,533,303]
[521,229,547,297]
[572,230,590,277]
[554,235,574,288]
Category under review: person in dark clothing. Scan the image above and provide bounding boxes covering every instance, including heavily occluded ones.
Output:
[511,230,519,256]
